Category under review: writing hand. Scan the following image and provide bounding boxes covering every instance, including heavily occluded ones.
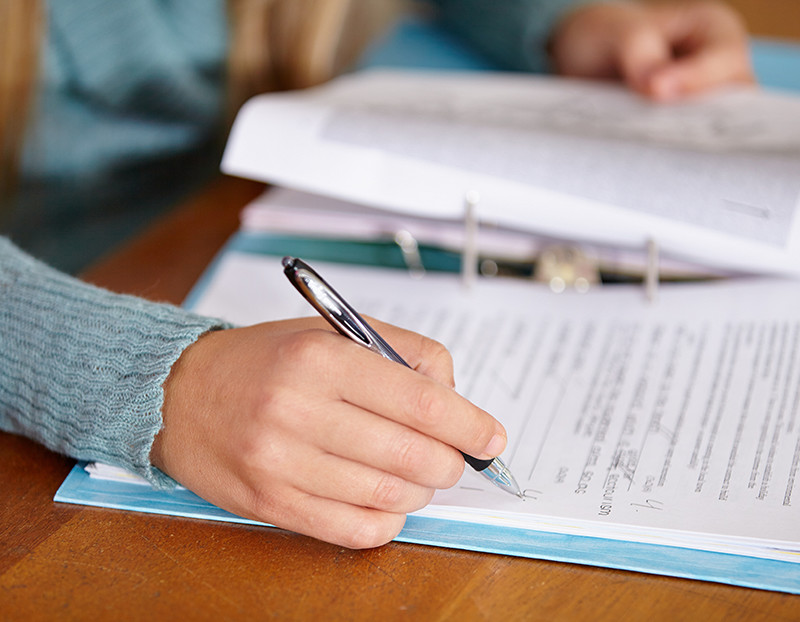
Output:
[150,317,507,548]
[550,1,754,101]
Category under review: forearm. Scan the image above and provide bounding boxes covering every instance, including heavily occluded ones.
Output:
[427,0,593,72]
[0,237,227,487]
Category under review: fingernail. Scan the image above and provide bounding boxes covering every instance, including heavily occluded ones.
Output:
[484,433,507,458]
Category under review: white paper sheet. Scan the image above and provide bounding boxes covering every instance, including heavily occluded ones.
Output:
[188,252,800,562]
[222,70,800,277]
[240,187,732,278]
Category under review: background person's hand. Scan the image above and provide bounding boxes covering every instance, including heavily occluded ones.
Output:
[550,1,754,100]
[151,317,507,549]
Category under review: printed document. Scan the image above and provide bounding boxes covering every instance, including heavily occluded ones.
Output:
[187,252,800,563]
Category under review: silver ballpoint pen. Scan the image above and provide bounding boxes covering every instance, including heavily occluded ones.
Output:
[282,256,524,499]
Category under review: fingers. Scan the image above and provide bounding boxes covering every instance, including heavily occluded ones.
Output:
[278,318,505,461]
[187,447,413,549]
[264,314,458,388]
[273,327,506,464]
[302,399,466,488]
[365,317,457,389]
[244,322,504,463]
[613,17,673,95]
[638,2,754,100]
[285,445,437,513]
[234,403,457,549]
[644,47,753,100]
[256,488,409,549]
[549,1,671,82]
[334,347,507,461]
[550,1,753,100]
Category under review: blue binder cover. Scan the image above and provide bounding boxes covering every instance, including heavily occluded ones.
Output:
[55,458,800,594]
[55,18,800,593]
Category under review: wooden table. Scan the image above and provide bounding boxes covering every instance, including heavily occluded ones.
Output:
[726,0,800,41]
[4,5,800,617]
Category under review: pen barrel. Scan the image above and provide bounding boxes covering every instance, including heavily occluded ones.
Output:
[461,451,493,472]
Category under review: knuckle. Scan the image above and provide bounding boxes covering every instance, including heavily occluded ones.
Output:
[389,429,425,476]
[258,385,315,432]
[254,382,293,420]
[441,452,466,488]
[416,336,456,385]
[248,485,283,523]
[369,472,406,510]
[619,27,644,51]
[409,384,445,430]
[404,486,435,514]
[235,424,278,474]
[419,334,452,366]
[280,330,337,369]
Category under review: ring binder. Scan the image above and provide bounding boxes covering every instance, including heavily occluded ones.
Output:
[461,190,480,290]
[645,238,660,302]
[533,244,600,293]
[457,190,606,293]
[394,229,426,277]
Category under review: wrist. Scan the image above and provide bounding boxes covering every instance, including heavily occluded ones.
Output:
[151,328,225,476]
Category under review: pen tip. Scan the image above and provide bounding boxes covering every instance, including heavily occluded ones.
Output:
[281,256,295,269]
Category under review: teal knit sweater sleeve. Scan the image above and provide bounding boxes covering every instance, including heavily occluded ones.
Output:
[430,0,592,73]
[0,237,228,487]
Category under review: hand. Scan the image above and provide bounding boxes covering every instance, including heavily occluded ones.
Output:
[151,317,507,548]
[550,0,754,100]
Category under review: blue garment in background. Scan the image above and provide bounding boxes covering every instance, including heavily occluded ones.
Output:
[9,0,230,273]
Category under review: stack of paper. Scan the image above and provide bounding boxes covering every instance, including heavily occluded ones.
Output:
[222,70,800,278]
[239,186,730,279]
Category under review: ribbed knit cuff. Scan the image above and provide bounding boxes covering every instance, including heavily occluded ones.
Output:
[0,238,229,488]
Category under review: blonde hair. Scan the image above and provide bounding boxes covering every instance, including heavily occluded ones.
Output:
[0,0,399,200]
[228,0,398,107]
[0,1,43,201]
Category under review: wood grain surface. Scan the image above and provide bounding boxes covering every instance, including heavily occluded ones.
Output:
[3,4,799,617]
